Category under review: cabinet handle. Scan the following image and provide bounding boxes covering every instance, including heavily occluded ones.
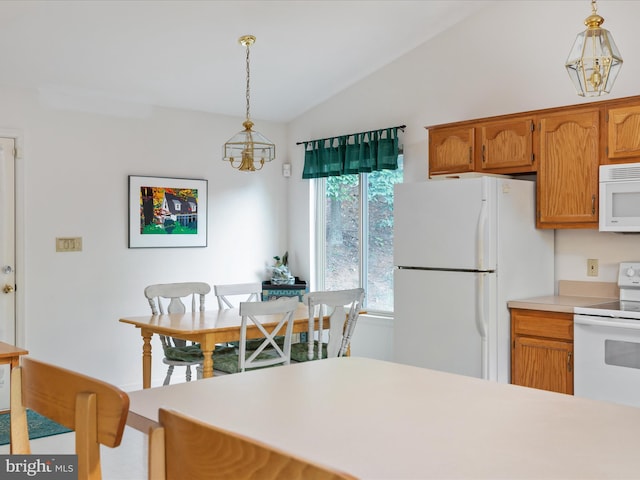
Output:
[592,195,596,215]
[482,145,486,163]
[567,352,572,373]
[469,146,473,164]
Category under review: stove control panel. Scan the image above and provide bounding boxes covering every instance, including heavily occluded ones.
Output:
[619,262,640,301]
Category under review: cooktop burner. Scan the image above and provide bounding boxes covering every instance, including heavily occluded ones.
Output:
[574,262,640,320]
[574,301,640,320]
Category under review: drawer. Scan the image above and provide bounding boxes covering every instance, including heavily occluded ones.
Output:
[511,309,573,341]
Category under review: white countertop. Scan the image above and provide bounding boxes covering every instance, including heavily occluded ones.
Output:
[508,280,619,313]
[507,295,616,313]
[127,356,640,479]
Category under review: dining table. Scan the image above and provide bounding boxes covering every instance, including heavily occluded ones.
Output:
[119,303,327,388]
[126,356,640,479]
[0,342,28,413]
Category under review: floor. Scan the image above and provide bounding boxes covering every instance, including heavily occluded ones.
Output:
[0,422,148,479]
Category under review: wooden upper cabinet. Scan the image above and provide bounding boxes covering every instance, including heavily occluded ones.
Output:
[536,108,600,229]
[478,117,535,173]
[606,104,640,162]
[428,125,474,176]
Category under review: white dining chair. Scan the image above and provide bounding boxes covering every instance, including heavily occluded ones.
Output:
[214,282,262,309]
[213,296,299,374]
[214,282,264,351]
[290,288,365,362]
[144,282,231,385]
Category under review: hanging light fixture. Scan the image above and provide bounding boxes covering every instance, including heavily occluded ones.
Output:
[565,0,623,97]
[223,35,276,172]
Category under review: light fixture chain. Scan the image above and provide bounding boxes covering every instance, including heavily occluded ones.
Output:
[245,42,251,121]
[223,34,275,171]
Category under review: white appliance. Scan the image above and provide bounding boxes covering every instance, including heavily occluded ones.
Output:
[574,262,640,407]
[393,176,555,383]
[599,162,640,232]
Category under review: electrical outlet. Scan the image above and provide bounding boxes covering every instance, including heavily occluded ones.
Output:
[56,237,82,252]
[587,258,599,277]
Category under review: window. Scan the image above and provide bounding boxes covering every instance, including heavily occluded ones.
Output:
[316,156,403,313]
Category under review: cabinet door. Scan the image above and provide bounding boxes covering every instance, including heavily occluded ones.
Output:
[537,109,599,228]
[607,104,640,162]
[428,126,474,176]
[512,336,573,394]
[479,118,535,173]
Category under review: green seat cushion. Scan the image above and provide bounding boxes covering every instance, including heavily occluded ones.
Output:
[213,350,284,374]
[290,341,328,362]
[227,336,286,351]
[164,344,235,362]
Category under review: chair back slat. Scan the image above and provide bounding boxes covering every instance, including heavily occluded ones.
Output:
[214,282,262,309]
[150,408,357,480]
[144,282,210,315]
[144,282,210,351]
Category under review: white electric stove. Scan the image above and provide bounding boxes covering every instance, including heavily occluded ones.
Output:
[574,262,640,407]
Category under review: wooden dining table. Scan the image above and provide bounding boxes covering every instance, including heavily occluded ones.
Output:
[119,303,326,388]
[0,342,28,413]
[126,356,640,479]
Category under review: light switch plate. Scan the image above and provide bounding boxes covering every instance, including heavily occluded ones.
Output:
[56,237,82,252]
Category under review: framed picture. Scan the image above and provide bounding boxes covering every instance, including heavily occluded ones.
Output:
[128,175,208,248]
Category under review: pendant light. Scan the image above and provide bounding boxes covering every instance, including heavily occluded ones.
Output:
[565,0,623,97]
[223,35,276,171]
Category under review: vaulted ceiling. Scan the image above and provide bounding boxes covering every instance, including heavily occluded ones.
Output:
[0,0,494,122]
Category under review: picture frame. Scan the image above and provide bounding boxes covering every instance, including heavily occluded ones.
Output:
[128,175,208,248]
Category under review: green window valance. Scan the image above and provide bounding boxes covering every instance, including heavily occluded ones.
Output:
[301,126,402,179]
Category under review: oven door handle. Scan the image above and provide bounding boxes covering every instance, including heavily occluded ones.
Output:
[574,314,640,330]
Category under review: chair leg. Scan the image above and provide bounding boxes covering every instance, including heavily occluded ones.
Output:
[163,366,174,386]
[185,366,192,382]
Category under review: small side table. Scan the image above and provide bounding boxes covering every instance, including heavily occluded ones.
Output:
[0,342,28,413]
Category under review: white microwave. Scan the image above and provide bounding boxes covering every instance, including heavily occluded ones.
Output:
[599,162,640,232]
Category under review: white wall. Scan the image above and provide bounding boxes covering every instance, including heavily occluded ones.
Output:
[287,0,640,290]
[2,86,289,389]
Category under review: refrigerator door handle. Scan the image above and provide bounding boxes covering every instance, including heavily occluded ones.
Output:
[475,272,489,380]
[477,195,488,271]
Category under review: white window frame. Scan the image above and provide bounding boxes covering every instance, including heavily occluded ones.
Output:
[314,159,401,315]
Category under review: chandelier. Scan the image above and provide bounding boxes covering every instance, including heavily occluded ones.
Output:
[223,35,276,172]
[565,0,623,97]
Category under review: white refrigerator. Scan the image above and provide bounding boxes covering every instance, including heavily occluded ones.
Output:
[393,176,555,383]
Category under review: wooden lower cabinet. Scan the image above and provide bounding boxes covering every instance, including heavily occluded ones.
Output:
[511,308,573,395]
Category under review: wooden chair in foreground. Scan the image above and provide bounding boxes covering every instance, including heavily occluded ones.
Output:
[149,407,357,480]
[10,357,130,480]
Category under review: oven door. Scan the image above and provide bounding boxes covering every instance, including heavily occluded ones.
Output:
[574,314,640,407]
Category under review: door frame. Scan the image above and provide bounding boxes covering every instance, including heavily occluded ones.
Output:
[0,128,24,346]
